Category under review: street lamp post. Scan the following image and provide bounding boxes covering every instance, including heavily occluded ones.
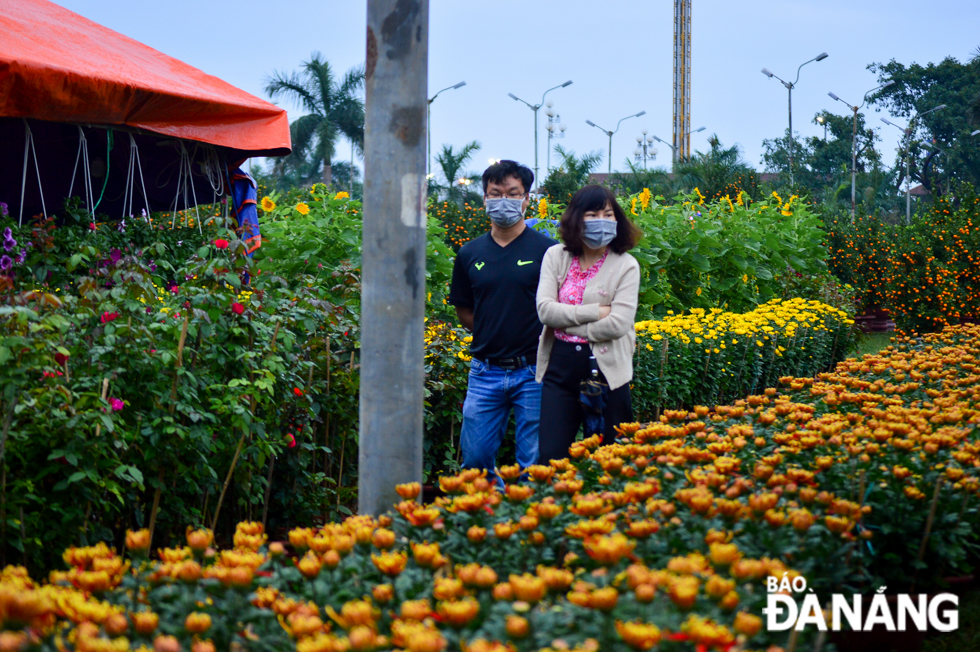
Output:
[653,126,703,167]
[586,111,646,175]
[761,52,829,187]
[633,130,658,169]
[881,103,946,225]
[427,81,466,177]
[544,101,566,172]
[507,80,573,192]
[828,80,895,220]
[816,115,827,141]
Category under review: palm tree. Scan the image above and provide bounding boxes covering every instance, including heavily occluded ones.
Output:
[433,141,481,205]
[265,52,364,189]
[540,145,603,202]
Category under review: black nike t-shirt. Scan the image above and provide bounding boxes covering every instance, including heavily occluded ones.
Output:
[448,226,558,361]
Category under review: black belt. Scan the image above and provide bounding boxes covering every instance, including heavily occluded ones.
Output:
[481,355,531,370]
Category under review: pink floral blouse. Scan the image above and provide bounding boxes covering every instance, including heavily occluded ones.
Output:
[555,251,608,344]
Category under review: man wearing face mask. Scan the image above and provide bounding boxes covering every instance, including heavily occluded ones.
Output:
[448,160,558,479]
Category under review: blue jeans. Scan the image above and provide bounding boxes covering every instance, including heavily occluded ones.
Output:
[460,359,541,477]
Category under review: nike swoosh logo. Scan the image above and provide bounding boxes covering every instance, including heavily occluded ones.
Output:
[517,260,533,266]
[474,262,485,270]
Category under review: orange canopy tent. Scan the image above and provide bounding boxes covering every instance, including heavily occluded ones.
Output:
[0,0,291,222]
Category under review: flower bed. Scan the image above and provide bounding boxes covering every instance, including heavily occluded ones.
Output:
[633,298,854,414]
[3,324,979,651]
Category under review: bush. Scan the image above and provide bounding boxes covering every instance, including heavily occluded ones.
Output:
[626,189,829,318]
[826,183,980,334]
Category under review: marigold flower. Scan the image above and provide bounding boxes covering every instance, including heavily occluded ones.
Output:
[615,620,661,650]
[467,525,487,542]
[509,573,546,603]
[396,482,421,500]
[399,599,431,621]
[126,529,151,552]
[184,612,211,634]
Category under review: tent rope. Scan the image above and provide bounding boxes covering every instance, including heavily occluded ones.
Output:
[19,119,47,226]
[68,126,96,218]
[123,134,152,222]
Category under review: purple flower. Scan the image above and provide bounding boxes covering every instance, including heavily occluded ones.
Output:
[0,203,8,217]
[109,248,122,264]
[117,219,126,233]
[149,263,157,272]
[2,228,10,239]
[0,255,11,271]
[2,237,13,252]
[14,249,25,265]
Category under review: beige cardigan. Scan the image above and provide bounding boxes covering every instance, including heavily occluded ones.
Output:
[535,244,640,390]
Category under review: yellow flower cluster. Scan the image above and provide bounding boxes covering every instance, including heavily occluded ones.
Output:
[636,298,853,352]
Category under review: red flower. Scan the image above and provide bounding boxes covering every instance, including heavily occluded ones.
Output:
[231,302,245,315]
[286,433,297,448]
[54,352,69,366]
[100,311,119,324]
[214,239,229,249]
[89,222,97,231]
[293,387,304,397]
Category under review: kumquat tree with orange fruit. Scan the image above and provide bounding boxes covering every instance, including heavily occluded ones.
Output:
[826,182,980,335]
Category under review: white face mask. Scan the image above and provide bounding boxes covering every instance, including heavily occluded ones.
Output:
[582,220,617,248]
[486,197,525,227]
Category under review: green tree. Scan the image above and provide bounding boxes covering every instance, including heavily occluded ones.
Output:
[762,111,885,208]
[431,141,482,206]
[867,55,980,193]
[541,145,603,202]
[265,52,365,189]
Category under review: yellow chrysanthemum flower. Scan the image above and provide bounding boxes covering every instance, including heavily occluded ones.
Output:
[260,197,276,212]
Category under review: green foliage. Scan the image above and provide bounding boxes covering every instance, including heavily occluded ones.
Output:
[430,141,482,206]
[264,52,365,189]
[540,145,603,203]
[626,190,829,317]
[868,55,980,191]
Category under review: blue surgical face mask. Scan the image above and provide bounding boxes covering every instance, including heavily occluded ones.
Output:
[485,197,525,227]
[582,219,618,249]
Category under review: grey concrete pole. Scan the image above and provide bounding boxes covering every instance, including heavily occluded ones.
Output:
[851,107,858,220]
[787,85,794,187]
[359,0,428,516]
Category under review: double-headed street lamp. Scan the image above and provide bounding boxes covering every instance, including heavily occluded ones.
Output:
[761,52,829,187]
[586,111,646,175]
[428,81,466,176]
[507,80,573,191]
[881,103,946,225]
[827,79,895,219]
[652,126,704,166]
[634,130,658,169]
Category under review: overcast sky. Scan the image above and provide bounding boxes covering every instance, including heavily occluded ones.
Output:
[54,0,980,186]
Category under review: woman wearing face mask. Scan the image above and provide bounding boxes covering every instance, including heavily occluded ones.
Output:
[535,185,642,461]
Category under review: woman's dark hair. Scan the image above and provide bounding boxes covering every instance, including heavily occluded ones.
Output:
[559,185,641,256]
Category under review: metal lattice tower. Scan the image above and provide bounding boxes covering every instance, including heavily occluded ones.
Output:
[672,0,691,163]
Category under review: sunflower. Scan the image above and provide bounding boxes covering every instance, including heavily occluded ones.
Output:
[260,197,276,212]
[295,202,310,216]
[334,191,350,200]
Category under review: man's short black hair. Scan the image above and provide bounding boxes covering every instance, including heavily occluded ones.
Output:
[482,160,534,195]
